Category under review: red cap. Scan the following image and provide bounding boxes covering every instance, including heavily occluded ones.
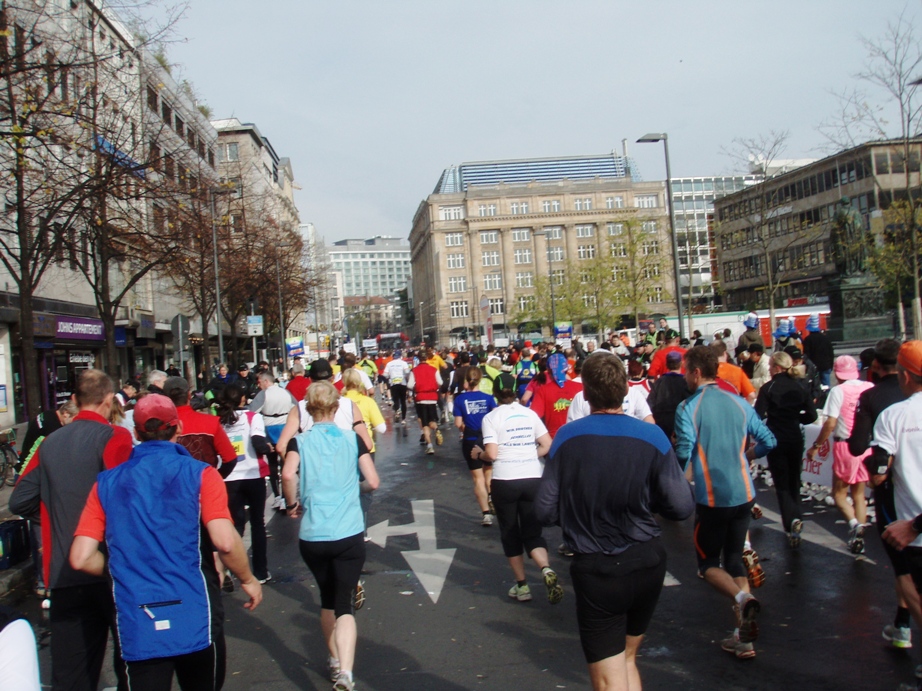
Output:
[133,394,180,431]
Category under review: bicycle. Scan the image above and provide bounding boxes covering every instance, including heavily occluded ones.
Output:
[0,428,18,487]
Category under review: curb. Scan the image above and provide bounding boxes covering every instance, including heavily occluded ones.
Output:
[0,558,33,599]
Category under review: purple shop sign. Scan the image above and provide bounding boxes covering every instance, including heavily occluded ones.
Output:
[56,316,105,341]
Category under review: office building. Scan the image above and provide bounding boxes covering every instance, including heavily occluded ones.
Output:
[328,237,412,299]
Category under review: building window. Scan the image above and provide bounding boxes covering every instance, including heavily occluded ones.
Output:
[612,265,627,281]
[635,194,658,208]
[648,286,664,303]
[606,196,624,209]
[578,244,596,259]
[518,295,536,311]
[607,223,624,236]
[515,271,533,288]
[551,269,565,285]
[580,270,591,284]
[611,243,626,258]
[447,253,465,269]
[480,231,498,244]
[218,142,238,162]
[146,85,158,112]
[482,251,500,267]
[512,228,530,242]
[574,197,592,211]
[544,226,562,240]
[439,206,463,221]
[448,276,467,293]
[542,200,561,213]
[161,101,172,126]
[576,224,594,238]
[642,221,657,233]
[643,241,659,256]
[489,298,504,315]
[484,274,502,291]
[478,204,497,217]
[514,248,532,264]
[582,294,597,308]
[450,301,470,318]
[446,233,464,247]
[643,266,660,279]
[547,246,565,262]
[510,201,529,215]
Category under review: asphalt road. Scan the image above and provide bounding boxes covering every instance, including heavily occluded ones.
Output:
[10,399,921,690]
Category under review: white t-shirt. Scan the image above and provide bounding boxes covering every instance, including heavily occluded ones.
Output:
[334,368,373,392]
[384,359,410,385]
[299,397,356,433]
[223,410,267,482]
[481,402,548,480]
[873,392,922,547]
[822,379,874,439]
[0,618,41,691]
[567,386,652,423]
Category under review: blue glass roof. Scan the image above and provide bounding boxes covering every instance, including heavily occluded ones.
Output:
[434,153,642,194]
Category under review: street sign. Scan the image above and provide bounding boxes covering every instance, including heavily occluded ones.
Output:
[246,315,264,336]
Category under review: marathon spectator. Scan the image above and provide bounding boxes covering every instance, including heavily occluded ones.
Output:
[536,352,693,691]
[10,369,133,690]
[736,313,763,358]
[675,346,776,660]
[476,373,562,605]
[803,313,835,387]
[745,342,771,392]
[147,369,167,394]
[114,380,137,407]
[755,352,818,547]
[282,381,379,691]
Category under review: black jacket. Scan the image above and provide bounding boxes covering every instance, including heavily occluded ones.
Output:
[647,372,690,442]
[848,374,906,456]
[803,332,835,372]
[755,372,818,445]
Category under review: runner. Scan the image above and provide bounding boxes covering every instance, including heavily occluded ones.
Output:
[384,351,411,426]
[408,352,442,455]
[453,367,497,526]
[808,355,874,553]
[675,346,777,659]
[474,373,562,604]
[536,352,694,690]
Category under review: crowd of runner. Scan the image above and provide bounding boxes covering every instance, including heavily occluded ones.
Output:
[6,311,922,690]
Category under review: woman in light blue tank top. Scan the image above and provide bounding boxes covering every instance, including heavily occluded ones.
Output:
[281,381,379,691]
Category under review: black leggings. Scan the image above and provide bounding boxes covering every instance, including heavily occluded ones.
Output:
[766,440,803,532]
[571,539,667,663]
[124,637,226,691]
[299,533,365,617]
[491,478,547,558]
[225,478,268,581]
[391,384,407,419]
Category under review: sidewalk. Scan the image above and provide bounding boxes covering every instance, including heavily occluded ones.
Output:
[0,478,35,599]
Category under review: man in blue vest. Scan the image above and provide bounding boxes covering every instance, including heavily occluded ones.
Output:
[513,348,537,399]
[69,394,262,690]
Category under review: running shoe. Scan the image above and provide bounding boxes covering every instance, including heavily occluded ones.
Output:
[257,572,272,585]
[333,672,354,691]
[488,495,496,515]
[426,444,434,455]
[742,549,765,589]
[848,524,866,554]
[481,513,493,527]
[508,583,532,602]
[419,434,426,445]
[354,581,365,611]
[750,504,763,520]
[328,657,341,683]
[557,543,574,557]
[736,593,761,643]
[435,429,443,446]
[720,630,756,659]
[789,518,803,548]
[883,624,912,649]
[542,568,564,604]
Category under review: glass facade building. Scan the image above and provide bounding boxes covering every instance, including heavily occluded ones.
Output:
[328,236,411,298]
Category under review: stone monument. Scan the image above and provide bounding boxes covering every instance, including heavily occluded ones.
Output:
[826,197,892,341]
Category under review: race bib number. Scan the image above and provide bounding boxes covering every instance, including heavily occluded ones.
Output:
[392,376,403,384]
[229,433,245,458]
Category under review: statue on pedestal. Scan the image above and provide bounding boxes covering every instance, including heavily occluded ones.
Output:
[831,196,869,277]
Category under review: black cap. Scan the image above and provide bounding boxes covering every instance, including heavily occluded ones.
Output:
[237,363,249,371]
[309,359,333,381]
[163,376,189,395]
[783,345,803,360]
[494,372,516,393]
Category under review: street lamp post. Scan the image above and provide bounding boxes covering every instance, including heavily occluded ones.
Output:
[419,301,425,345]
[275,243,292,369]
[209,190,226,364]
[532,229,557,339]
[637,132,685,340]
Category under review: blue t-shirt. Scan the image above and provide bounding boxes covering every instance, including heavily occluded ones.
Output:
[453,391,497,440]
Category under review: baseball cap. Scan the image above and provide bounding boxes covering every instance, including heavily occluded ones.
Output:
[163,376,190,397]
[133,394,179,431]
[494,372,516,393]
[666,350,683,365]
[237,363,249,371]
[783,345,803,360]
[309,359,333,381]
[898,340,922,377]
[833,355,860,381]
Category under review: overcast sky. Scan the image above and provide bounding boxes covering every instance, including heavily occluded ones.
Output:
[162,1,915,244]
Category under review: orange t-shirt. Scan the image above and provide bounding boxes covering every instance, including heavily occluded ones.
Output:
[717,361,755,399]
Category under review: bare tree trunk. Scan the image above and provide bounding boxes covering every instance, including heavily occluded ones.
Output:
[18,290,43,418]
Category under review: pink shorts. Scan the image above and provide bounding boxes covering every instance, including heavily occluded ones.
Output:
[832,440,870,485]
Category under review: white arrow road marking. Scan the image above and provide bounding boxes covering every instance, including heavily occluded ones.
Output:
[757,506,876,564]
[367,499,456,603]
[663,572,680,586]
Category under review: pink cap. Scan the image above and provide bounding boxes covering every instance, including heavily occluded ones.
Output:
[833,355,859,381]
